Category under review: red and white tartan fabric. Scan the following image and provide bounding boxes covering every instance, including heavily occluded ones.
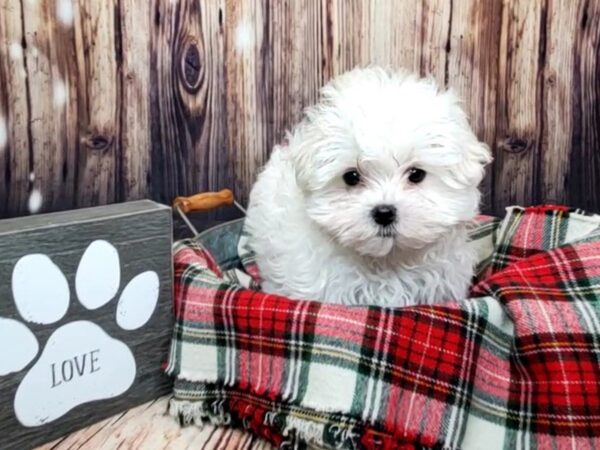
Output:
[166,206,600,450]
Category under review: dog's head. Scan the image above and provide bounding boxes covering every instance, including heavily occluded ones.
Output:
[287,67,491,257]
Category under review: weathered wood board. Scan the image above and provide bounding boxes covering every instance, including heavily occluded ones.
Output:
[0,200,173,450]
[0,0,598,217]
[36,396,273,450]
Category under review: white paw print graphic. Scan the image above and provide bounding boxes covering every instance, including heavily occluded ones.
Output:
[0,240,160,427]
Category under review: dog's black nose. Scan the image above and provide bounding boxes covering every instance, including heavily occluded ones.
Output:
[371,205,396,226]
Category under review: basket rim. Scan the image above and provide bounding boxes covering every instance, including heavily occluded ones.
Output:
[194,217,244,241]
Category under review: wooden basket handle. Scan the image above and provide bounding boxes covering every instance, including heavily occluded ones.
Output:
[172,189,235,213]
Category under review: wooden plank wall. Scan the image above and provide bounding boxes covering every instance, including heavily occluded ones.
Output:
[0,0,598,219]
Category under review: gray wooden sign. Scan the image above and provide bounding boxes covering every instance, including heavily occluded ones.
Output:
[0,201,174,449]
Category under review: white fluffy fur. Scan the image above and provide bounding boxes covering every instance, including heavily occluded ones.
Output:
[245,67,491,306]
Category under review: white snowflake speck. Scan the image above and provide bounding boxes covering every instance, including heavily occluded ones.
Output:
[234,22,254,50]
[9,42,23,61]
[0,115,7,151]
[53,79,68,108]
[29,172,35,182]
[28,189,43,214]
[56,0,74,26]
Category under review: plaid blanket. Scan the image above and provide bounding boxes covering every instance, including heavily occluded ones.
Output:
[166,206,600,449]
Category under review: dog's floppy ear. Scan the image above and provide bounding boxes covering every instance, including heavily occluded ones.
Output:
[287,81,349,192]
[293,158,314,191]
[287,129,314,191]
[461,138,492,186]
[435,135,491,190]
[438,89,492,188]
[286,121,335,192]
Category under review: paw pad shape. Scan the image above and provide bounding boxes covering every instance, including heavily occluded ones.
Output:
[0,240,160,427]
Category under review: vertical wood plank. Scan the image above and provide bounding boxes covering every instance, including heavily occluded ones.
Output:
[566,0,600,210]
[119,0,151,201]
[270,0,323,143]
[329,0,422,74]
[198,0,231,198]
[417,0,452,84]
[150,0,232,213]
[366,0,420,70]
[0,67,6,217]
[325,0,449,81]
[493,0,544,213]
[0,0,31,217]
[224,0,270,204]
[447,0,503,213]
[46,0,79,214]
[73,0,119,208]
[10,0,79,215]
[542,0,600,210]
[327,0,368,73]
[540,0,579,205]
[151,0,193,202]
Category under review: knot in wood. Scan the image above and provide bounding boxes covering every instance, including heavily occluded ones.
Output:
[499,137,531,154]
[82,134,112,152]
[179,37,202,94]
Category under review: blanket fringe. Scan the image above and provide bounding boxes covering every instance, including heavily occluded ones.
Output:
[169,398,232,429]
[169,398,334,449]
[280,414,328,449]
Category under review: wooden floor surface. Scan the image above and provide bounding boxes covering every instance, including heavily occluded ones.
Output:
[36,397,273,450]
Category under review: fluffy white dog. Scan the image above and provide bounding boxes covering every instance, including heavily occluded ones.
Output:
[244,67,491,306]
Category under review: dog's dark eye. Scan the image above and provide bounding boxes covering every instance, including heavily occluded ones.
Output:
[343,169,361,186]
[407,168,426,184]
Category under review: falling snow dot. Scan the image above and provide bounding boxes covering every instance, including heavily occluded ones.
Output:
[56,0,74,26]
[9,42,23,61]
[0,116,7,151]
[53,79,68,108]
[234,22,254,50]
[28,189,43,214]
[29,172,35,182]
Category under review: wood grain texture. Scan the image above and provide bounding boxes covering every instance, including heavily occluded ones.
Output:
[73,0,119,208]
[24,0,79,213]
[540,0,578,205]
[120,0,152,201]
[151,0,232,206]
[447,0,502,212]
[0,0,33,217]
[37,396,273,450]
[0,201,173,450]
[1,0,599,218]
[270,0,323,144]
[493,0,544,211]
[224,0,270,205]
[416,0,451,84]
[564,0,600,211]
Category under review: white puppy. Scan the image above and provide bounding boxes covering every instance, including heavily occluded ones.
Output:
[244,67,491,306]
